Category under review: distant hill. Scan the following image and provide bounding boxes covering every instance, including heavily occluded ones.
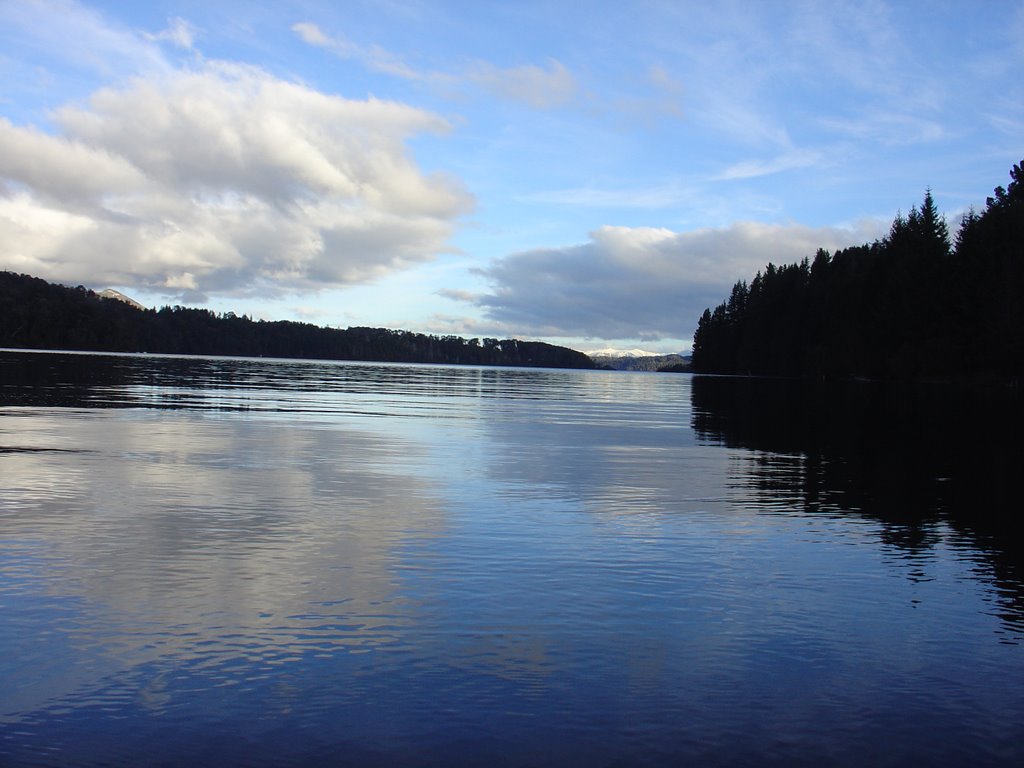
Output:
[0,271,595,370]
[589,351,692,372]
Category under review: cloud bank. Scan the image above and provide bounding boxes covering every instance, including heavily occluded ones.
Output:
[0,62,470,300]
[469,221,886,344]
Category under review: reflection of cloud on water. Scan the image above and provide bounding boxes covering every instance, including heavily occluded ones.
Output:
[0,407,448,716]
[473,369,722,509]
[5,357,730,708]
[4,355,1024,765]
[389,370,745,686]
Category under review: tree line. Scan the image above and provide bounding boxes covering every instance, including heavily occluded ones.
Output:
[692,160,1024,380]
[0,272,594,370]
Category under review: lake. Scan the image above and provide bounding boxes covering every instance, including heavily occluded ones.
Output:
[1,349,1022,767]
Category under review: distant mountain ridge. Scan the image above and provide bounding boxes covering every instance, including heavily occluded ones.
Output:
[584,347,663,358]
[588,351,692,372]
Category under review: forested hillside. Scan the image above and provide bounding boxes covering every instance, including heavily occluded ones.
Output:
[0,272,594,369]
[692,160,1023,380]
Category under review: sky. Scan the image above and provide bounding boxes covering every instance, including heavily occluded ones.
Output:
[1,1,1022,354]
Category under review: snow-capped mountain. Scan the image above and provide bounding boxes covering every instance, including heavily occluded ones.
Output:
[585,348,691,371]
[583,347,663,358]
[98,289,146,311]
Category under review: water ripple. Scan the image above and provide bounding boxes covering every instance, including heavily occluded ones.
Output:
[1,351,1022,766]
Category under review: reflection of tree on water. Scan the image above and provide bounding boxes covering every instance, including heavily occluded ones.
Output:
[1,349,599,412]
[690,374,1023,634]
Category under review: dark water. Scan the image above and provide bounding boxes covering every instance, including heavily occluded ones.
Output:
[1,349,1022,767]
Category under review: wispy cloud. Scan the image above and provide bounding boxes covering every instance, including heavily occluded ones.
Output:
[292,22,578,109]
[519,180,694,209]
[145,17,198,51]
[820,112,948,147]
[436,288,483,303]
[465,59,576,109]
[648,0,952,155]
[987,112,1024,138]
[0,0,172,79]
[715,149,825,181]
[291,22,425,80]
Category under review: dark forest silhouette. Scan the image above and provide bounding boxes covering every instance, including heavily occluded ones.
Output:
[0,272,594,369]
[692,160,1024,380]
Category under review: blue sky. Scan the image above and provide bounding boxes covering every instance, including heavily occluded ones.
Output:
[1,0,1022,353]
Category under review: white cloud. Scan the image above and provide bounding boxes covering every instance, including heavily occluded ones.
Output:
[467,220,887,343]
[0,63,471,299]
[0,117,146,203]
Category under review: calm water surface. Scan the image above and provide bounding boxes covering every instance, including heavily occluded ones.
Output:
[1,350,1022,767]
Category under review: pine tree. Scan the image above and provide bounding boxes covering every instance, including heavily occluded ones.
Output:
[916,188,951,259]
